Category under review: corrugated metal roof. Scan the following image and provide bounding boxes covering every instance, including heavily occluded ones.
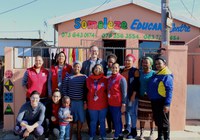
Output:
[48,0,200,28]
[0,38,42,41]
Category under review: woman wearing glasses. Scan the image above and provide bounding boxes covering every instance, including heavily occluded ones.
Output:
[45,89,62,140]
[14,91,46,140]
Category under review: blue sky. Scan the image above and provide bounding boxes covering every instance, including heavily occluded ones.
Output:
[0,0,199,45]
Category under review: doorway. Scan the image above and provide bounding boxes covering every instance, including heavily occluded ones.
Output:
[103,39,126,66]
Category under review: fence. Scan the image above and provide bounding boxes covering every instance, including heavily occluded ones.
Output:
[188,52,200,84]
[12,46,159,69]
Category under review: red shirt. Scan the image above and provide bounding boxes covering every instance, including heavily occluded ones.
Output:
[86,74,108,110]
[51,64,72,92]
[52,103,60,125]
[26,66,48,98]
[107,73,123,107]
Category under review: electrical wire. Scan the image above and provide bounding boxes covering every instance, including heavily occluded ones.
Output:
[0,30,39,33]
[90,0,111,15]
[180,0,197,19]
[0,0,38,15]
[191,0,195,18]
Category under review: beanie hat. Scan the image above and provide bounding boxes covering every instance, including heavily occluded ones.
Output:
[146,56,153,66]
[155,55,167,64]
[126,54,136,63]
[73,60,82,67]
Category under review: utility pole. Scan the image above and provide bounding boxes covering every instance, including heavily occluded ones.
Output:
[54,25,56,47]
[161,0,171,47]
[38,30,41,39]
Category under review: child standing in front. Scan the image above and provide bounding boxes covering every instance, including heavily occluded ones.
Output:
[58,96,73,140]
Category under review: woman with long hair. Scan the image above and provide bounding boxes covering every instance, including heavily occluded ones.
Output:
[48,51,72,97]
[45,89,62,140]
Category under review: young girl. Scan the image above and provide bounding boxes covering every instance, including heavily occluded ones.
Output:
[58,96,73,140]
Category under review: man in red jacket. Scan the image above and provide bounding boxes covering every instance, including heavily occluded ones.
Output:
[22,55,48,103]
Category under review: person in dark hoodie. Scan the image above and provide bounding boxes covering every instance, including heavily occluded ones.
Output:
[148,56,173,140]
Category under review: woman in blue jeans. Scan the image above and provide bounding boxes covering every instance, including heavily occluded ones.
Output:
[86,64,108,140]
[108,63,127,140]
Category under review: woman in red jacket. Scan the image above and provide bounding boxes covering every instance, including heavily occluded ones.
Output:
[108,63,127,140]
[86,64,108,140]
[48,51,72,97]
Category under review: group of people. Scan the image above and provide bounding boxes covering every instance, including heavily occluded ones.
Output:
[14,45,173,140]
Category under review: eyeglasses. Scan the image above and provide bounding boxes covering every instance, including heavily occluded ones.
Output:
[30,97,40,101]
[91,50,98,52]
[53,95,60,98]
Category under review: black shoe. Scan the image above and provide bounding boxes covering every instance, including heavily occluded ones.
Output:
[126,128,137,139]
[122,129,129,135]
[106,128,112,133]
[155,137,164,140]
[163,127,170,140]
[113,136,123,140]
[118,135,124,140]
[122,124,130,135]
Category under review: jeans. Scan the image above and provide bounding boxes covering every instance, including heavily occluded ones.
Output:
[14,121,44,138]
[126,98,138,128]
[88,108,107,138]
[60,124,70,140]
[125,98,131,131]
[109,106,122,138]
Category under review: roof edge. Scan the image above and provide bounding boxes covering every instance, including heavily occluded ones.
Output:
[48,0,200,28]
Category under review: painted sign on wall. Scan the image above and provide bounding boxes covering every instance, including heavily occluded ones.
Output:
[74,17,191,33]
[4,104,14,115]
[61,31,180,41]
[5,70,13,79]
[4,92,13,103]
[4,80,14,91]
